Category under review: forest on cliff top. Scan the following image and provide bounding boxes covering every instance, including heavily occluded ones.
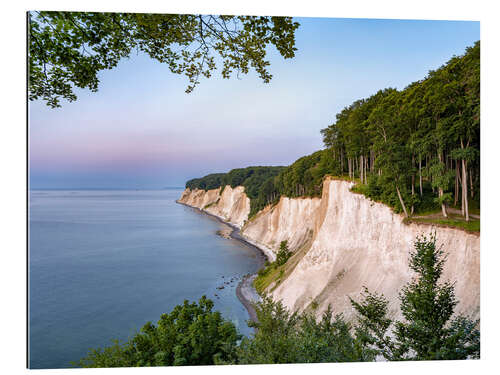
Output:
[186,41,480,229]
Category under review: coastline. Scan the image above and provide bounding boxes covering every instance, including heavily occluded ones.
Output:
[236,274,260,323]
[176,200,269,326]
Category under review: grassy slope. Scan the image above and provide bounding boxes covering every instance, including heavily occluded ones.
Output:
[254,231,314,295]
[404,215,480,233]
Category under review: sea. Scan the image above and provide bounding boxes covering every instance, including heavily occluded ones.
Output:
[28,189,263,369]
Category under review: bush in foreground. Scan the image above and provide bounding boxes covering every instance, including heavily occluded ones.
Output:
[236,297,374,364]
[75,296,240,367]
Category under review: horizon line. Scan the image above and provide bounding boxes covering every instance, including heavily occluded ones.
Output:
[29,187,185,191]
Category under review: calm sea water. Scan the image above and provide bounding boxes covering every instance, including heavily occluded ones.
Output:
[28,189,263,369]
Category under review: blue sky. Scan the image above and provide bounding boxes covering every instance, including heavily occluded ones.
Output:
[29,16,479,189]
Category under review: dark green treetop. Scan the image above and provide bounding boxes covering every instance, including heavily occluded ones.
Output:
[75,296,240,367]
[237,296,373,364]
[276,240,291,266]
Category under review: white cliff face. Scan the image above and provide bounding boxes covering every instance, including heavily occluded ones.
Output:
[241,197,322,262]
[205,186,250,228]
[178,187,221,209]
[178,178,480,321]
[266,179,480,322]
[177,185,250,228]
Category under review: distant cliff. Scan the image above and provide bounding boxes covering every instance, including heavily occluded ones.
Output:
[178,185,250,229]
[177,177,480,322]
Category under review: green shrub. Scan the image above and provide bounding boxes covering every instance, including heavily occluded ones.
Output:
[258,267,270,277]
[74,296,240,367]
[276,240,291,266]
[310,301,319,310]
[237,297,373,364]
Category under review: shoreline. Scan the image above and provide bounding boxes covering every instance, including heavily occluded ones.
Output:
[235,274,260,323]
[176,200,269,326]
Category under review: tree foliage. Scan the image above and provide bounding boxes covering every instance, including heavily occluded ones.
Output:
[184,173,226,190]
[276,240,291,266]
[28,11,300,107]
[321,42,480,219]
[236,297,373,364]
[185,166,285,216]
[186,151,337,218]
[75,296,240,367]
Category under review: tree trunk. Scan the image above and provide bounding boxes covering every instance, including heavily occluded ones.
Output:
[458,162,464,214]
[439,187,448,217]
[411,183,415,215]
[410,155,414,214]
[411,154,415,196]
[461,138,469,221]
[360,155,364,184]
[454,160,459,207]
[359,155,362,183]
[419,156,423,196]
[462,158,469,221]
[364,154,366,184]
[470,169,474,199]
[365,155,369,184]
[396,184,409,218]
[438,152,447,217]
[461,179,465,215]
[340,152,344,175]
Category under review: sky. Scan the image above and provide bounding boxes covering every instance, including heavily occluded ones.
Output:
[29,17,480,189]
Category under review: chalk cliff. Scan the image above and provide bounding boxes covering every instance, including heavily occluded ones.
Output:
[178,177,480,321]
[178,185,250,228]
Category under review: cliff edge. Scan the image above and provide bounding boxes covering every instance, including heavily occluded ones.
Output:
[177,177,480,322]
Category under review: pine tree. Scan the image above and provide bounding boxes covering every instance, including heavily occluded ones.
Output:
[351,233,480,360]
[276,240,291,266]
